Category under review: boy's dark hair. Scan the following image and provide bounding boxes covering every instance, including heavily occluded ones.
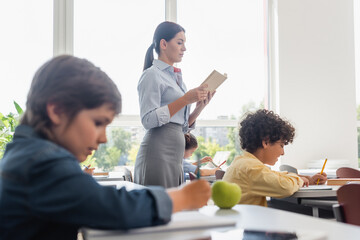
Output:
[21,55,122,139]
[185,133,198,150]
[239,109,295,153]
[143,21,185,71]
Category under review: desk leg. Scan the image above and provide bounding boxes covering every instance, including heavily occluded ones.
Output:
[312,207,319,218]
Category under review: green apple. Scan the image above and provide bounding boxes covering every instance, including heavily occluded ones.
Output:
[212,180,242,209]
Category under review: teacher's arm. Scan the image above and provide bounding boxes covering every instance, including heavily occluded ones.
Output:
[168,85,209,117]
[138,71,169,129]
[188,91,215,126]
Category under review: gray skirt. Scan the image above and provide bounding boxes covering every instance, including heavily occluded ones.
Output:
[134,123,185,188]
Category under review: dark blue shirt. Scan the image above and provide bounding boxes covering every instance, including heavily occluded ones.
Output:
[0,125,172,240]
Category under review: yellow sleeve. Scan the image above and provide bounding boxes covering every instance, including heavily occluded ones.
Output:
[244,164,304,198]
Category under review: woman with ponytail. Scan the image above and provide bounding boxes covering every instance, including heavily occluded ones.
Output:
[134,21,215,188]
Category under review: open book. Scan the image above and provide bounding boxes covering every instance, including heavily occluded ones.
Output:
[201,70,227,92]
[204,151,231,169]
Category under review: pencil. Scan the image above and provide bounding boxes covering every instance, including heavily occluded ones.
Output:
[196,158,201,179]
[316,158,327,185]
[218,160,227,168]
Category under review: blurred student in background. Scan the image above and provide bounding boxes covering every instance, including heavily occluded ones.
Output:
[183,133,220,181]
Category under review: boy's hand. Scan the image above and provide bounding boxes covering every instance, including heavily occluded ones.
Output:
[83,165,95,176]
[309,172,327,185]
[300,176,310,187]
[167,180,211,213]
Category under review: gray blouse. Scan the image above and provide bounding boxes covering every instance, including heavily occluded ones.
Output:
[137,59,193,132]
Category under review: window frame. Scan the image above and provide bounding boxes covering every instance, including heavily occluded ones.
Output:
[53,0,270,128]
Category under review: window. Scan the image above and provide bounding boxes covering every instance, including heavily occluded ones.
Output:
[74,0,165,170]
[354,0,360,166]
[177,0,267,119]
[0,1,267,171]
[74,0,165,115]
[76,1,267,169]
[0,0,53,114]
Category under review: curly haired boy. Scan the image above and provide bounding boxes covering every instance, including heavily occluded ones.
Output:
[223,109,326,207]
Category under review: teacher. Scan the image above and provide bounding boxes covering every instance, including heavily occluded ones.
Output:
[134,21,214,188]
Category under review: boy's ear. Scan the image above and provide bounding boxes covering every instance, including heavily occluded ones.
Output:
[46,103,64,125]
[262,140,269,149]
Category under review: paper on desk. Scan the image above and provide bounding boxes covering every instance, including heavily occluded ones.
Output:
[204,151,231,169]
[85,211,236,237]
[300,185,332,190]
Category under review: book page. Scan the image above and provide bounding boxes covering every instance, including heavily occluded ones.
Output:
[204,151,231,169]
[201,70,227,92]
[300,185,333,190]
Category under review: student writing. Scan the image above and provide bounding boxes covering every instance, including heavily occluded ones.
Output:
[0,55,211,240]
[223,109,327,207]
[183,133,220,181]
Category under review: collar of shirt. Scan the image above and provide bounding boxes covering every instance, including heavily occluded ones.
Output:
[153,59,184,90]
[243,151,262,163]
[242,151,272,169]
[152,59,181,74]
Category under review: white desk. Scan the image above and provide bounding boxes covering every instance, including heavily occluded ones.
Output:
[94,177,125,182]
[200,175,216,182]
[97,180,145,190]
[291,185,339,198]
[84,204,360,240]
[272,185,340,217]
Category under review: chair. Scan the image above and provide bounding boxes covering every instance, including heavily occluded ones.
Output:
[189,172,197,181]
[279,164,298,174]
[123,167,133,182]
[215,170,225,180]
[333,183,360,226]
[336,167,360,178]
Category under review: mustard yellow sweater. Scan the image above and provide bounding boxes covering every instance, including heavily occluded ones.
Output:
[223,152,303,207]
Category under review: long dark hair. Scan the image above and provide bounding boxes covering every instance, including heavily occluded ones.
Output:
[143,21,185,71]
[21,55,122,139]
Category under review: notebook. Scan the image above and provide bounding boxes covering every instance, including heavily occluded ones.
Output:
[201,70,227,92]
[204,151,231,169]
[84,210,236,237]
[327,178,360,186]
[300,185,333,190]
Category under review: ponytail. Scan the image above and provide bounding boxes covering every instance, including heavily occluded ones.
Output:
[185,133,198,150]
[143,21,185,71]
[143,43,154,71]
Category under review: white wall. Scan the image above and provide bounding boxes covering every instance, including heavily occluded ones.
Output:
[275,0,358,169]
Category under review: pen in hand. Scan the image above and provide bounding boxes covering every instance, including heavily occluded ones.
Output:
[316,158,327,185]
[196,158,201,179]
[218,160,227,168]
[83,164,95,176]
